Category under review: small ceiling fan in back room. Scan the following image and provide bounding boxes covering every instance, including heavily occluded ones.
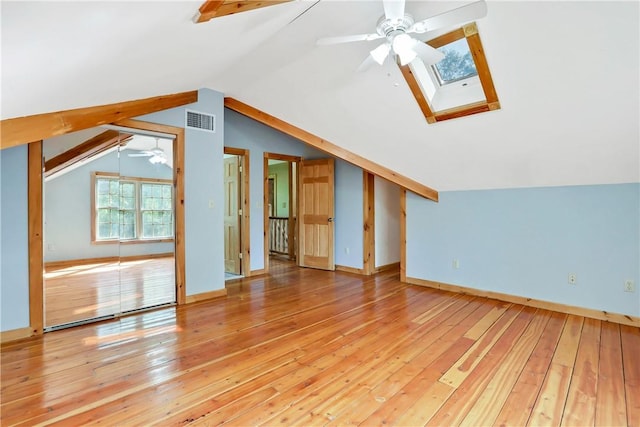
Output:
[128,138,168,165]
[316,0,487,70]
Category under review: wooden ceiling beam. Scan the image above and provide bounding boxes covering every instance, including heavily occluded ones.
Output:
[44,130,132,177]
[224,97,439,202]
[196,0,293,23]
[1,91,198,150]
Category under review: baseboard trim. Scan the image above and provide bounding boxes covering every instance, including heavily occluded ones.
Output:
[185,289,227,304]
[249,269,266,277]
[374,262,400,274]
[45,252,174,269]
[335,265,365,275]
[1,327,33,344]
[406,276,640,327]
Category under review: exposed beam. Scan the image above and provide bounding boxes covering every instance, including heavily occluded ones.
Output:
[44,130,132,177]
[1,91,198,150]
[224,97,439,202]
[196,0,292,23]
[28,141,44,337]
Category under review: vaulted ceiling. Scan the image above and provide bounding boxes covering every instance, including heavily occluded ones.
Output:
[2,1,638,191]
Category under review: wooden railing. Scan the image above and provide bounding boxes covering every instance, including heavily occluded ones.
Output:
[269,217,295,257]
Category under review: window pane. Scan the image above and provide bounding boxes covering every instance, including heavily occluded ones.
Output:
[110,223,119,238]
[434,38,478,84]
[143,224,153,237]
[98,223,111,239]
[162,186,172,198]
[109,195,119,208]
[97,195,109,208]
[121,183,135,197]
[121,223,135,239]
[121,196,135,210]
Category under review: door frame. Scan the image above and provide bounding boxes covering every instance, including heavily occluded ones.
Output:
[263,152,301,275]
[29,119,186,335]
[224,147,250,277]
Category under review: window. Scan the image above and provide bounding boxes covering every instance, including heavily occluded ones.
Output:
[92,173,173,243]
[432,38,478,86]
[399,22,500,123]
[141,183,174,238]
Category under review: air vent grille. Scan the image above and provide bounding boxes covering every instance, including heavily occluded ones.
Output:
[185,110,216,133]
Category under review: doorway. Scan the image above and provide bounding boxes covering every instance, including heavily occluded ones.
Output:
[264,153,300,273]
[224,147,249,280]
[41,123,183,330]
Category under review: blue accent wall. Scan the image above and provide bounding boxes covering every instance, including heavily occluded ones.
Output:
[138,88,225,296]
[225,108,365,271]
[406,183,640,316]
[0,145,30,331]
[335,160,364,269]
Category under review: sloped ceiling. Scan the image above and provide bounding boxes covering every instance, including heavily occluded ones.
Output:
[2,1,638,192]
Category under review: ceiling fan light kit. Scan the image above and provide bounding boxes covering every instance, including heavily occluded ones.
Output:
[317,0,487,69]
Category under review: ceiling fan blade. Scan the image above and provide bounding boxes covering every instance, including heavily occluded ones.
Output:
[128,153,152,157]
[412,40,445,65]
[409,0,487,34]
[383,0,405,21]
[356,55,377,73]
[357,42,391,72]
[317,33,383,46]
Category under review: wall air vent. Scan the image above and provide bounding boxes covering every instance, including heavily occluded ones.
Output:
[185,110,216,133]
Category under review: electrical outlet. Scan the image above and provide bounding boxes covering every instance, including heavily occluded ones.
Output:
[452,259,460,269]
[624,280,635,293]
[568,273,577,285]
[344,247,350,255]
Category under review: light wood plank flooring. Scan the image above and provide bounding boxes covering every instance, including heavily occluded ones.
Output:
[2,260,638,426]
[44,256,176,328]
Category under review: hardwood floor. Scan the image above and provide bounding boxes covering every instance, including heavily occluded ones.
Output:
[44,256,176,328]
[2,260,638,426]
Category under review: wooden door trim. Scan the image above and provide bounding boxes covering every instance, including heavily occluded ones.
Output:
[224,147,250,277]
[400,189,407,282]
[363,171,375,275]
[28,141,44,336]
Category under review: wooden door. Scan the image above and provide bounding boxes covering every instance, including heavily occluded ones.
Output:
[298,158,334,270]
[224,156,241,274]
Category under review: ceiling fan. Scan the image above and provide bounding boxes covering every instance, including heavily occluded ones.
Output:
[127,138,168,165]
[317,0,487,69]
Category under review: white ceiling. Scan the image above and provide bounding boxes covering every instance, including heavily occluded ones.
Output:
[2,1,638,192]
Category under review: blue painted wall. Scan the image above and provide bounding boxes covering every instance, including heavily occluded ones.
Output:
[139,88,225,297]
[0,145,30,331]
[406,183,640,316]
[224,108,365,271]
[335,160,364,269]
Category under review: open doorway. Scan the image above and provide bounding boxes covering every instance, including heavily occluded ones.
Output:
[264,153,300,273]
[224,147,249,281]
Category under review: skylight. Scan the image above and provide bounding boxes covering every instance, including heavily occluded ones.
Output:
[399,23,500,124]
[432,38,478,86]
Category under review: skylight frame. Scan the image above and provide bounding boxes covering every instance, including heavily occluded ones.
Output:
[399,23,500,124]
